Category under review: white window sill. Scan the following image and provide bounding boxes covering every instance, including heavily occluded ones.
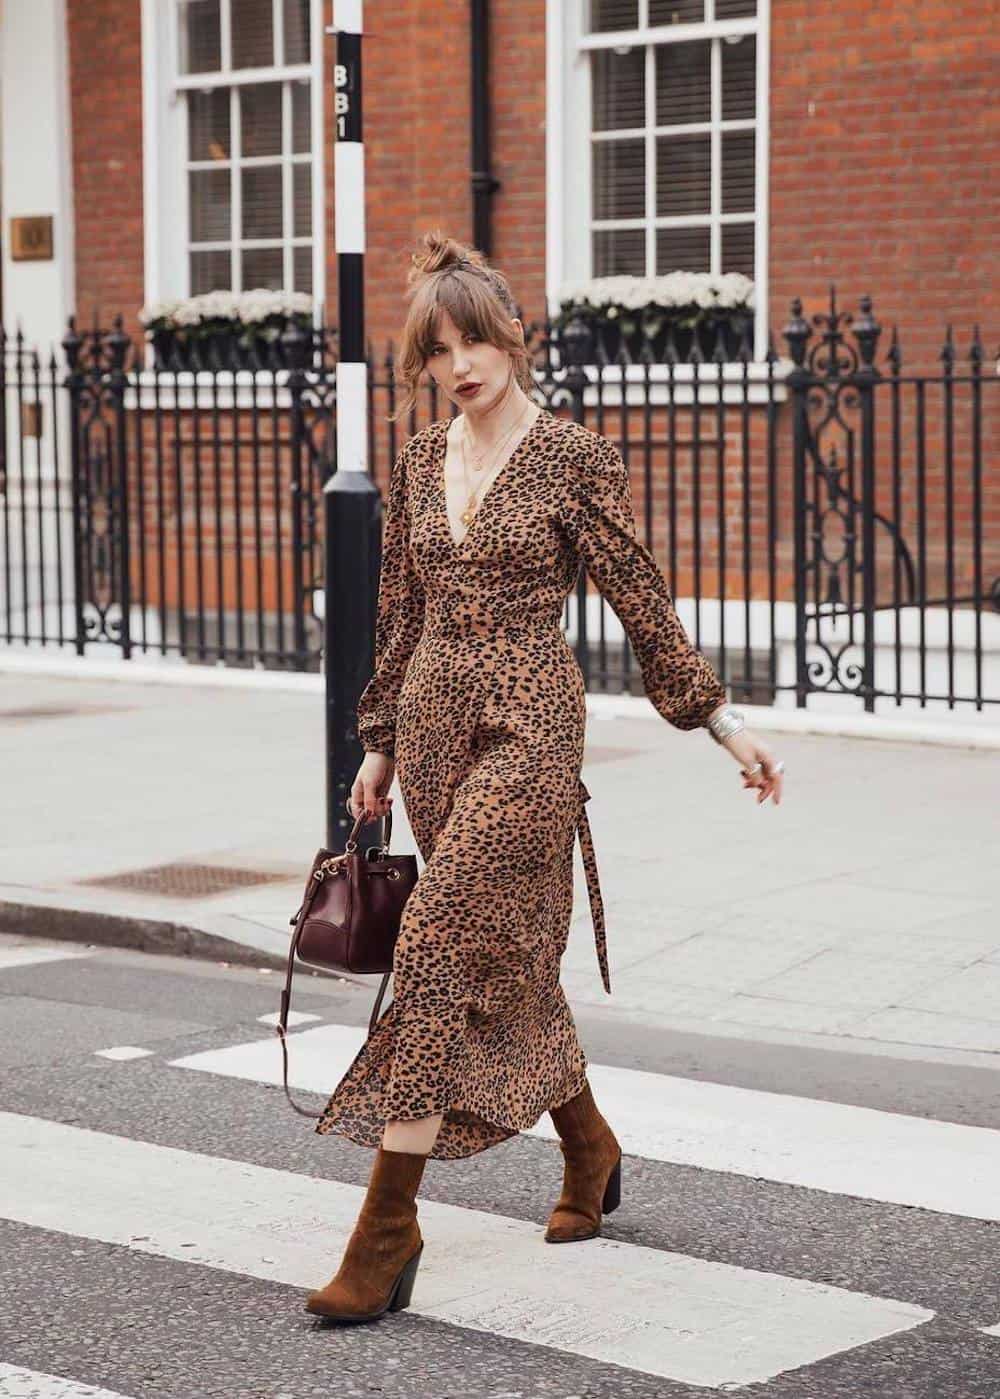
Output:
[571,359,792,406]
[126,368,296,410]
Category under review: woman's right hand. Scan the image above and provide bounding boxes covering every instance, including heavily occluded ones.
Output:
[348,751,396,821]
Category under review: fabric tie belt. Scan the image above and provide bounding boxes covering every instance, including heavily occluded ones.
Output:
[575,778,611,995]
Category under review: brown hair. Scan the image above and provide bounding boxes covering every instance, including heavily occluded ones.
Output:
[387,230,535,422]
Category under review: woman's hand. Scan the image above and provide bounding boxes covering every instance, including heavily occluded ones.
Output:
[348,751,396,821]
[718,727,785,807]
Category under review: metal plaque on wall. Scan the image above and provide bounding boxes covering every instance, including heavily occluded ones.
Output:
[11,216,55,262]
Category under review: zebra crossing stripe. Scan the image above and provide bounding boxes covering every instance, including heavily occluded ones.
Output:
[168,1022,1000,1223]
[0,946,92,971]
[0,1112,932,1390]
[0,1365,133,1398]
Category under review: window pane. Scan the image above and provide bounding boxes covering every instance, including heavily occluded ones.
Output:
[232,0,274,69]
[190,168,231,241]
[242,166,283,238]
[589,0,638,32]
[593,139,645,220]
[241,83,283,157]
[722,35,756,120]
[716,0,756,16]
[592,47,644,132]
[656,135,710,216]
[291,81,311,153]
[656,225,710,273]
[294,245,313,295]
[593,227,645,277]
[655,42,710,125]
[722,130,755,213]
[188,89,230,161]
[649,0,705,23]
[722,222,754,277]
[293,165,312,237]
[190,249,232,294]
[283,0,311,62]
[180,0,221,74]
[242,247,284,290]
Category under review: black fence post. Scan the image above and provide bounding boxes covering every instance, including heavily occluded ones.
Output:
[853,296,882,714]
[62,318,87,656]
[284,323,311,670]
[106,316,132,661]
[783,298,811,709]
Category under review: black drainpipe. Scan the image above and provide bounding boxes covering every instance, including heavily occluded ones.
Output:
[470,0,501,255]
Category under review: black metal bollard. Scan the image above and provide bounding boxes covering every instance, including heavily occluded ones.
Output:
[322,467,384,854]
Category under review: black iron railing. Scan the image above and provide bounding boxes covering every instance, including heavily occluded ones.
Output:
[1,294,996,713]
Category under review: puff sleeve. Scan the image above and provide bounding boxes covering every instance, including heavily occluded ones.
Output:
[355,440,426,757]
[561,430,729,731]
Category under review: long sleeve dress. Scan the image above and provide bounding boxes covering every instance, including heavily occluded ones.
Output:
[314,407,728,1159]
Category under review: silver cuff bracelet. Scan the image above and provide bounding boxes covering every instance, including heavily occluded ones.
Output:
[706,706,745,744]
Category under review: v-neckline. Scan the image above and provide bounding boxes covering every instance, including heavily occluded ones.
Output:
[437,406,549,551]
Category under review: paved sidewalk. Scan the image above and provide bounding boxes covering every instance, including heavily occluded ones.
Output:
[2,668,998,1064]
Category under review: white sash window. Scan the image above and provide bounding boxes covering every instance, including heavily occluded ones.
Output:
[549,0,770,347]
[143,0,324,303]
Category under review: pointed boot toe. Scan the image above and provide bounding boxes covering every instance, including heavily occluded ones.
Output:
[305,1147,427,1324]
[305,1237,424,1322]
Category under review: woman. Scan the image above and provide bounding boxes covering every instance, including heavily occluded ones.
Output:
[305,233,785,1324]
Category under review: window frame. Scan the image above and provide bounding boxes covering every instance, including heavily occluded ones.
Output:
[546,0,770,361]
[141,0,325,314]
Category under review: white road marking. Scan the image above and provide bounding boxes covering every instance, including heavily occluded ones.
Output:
[93,1047,155,1062]
[981,1321,1000,1337]
[169,1023,1000,1223]
[0,946,93,971]
[255,1010,320,1027]
[0,1366,134,1398]
[0,1112,932,1391]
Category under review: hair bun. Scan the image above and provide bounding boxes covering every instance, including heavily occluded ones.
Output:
[408,229,488,286]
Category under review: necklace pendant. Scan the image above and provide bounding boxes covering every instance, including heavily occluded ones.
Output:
[460,504,476,526]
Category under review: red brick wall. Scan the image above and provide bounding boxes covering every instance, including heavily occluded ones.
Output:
[67,0,145,339]
[356,2,471,348]
[66,0,999,371]
[769,0,999,373]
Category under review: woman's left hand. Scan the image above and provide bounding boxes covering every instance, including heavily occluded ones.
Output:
[720,729,785,806]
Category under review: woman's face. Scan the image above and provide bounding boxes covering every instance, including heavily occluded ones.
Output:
[425,308,522,417]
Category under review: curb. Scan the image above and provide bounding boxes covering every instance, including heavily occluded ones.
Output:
[0,899,292,972]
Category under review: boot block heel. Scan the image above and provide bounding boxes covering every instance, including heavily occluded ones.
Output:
[389,1242,423,1313]
[602,1154,622,1215]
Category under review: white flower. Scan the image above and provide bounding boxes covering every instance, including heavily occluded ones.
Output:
[139,298,181,326]
[557,271,754,313]
[139,287,315,330]
[172,299,204,327]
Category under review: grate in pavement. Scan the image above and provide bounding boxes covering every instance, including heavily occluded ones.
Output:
[78,862,295,899]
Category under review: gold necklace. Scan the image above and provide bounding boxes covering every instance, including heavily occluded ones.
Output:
[461,399,532,472]
[458,402,534,528]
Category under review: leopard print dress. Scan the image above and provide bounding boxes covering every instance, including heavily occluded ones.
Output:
[314,407,728,1158]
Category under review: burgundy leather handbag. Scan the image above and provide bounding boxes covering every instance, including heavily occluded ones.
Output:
[276,805,418,1118]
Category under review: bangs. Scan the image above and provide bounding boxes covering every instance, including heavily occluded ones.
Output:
[410,272,506,359]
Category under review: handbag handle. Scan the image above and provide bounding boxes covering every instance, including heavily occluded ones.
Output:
[276,806,396,1118]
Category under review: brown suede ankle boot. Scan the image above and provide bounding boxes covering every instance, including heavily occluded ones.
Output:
[305,1147,428,1322]
[544,1080,622,1243]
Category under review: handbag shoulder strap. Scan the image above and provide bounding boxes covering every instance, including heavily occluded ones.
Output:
[276,820,395,1119]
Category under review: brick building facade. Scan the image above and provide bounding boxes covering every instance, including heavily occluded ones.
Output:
[3,0,995,368]
[0,2,995,706]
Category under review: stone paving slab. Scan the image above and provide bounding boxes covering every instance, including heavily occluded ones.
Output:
[2,668,998,1062]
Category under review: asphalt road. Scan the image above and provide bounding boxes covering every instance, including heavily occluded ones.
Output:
[1,935,998,1399]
